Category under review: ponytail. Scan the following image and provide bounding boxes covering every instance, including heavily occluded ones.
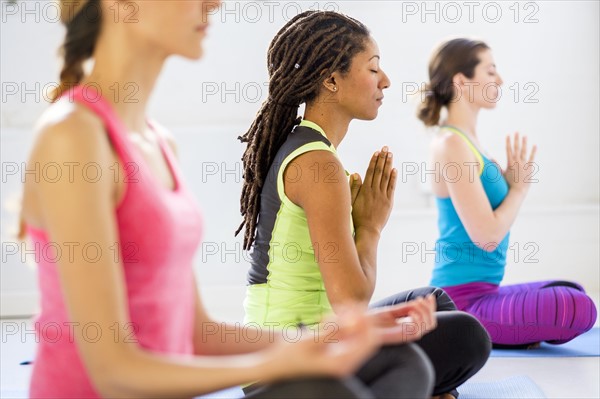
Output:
[50,0,101,102]
[417,86,444,127]
[18,0,101,239]
[417,38,490,127]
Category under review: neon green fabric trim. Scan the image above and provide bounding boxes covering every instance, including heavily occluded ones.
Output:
[441,125,485,177]
[299,119,327,138]
[245,142,337,327]
[276,142,334,212]
[244,120,355,328]
[299,119,350,177]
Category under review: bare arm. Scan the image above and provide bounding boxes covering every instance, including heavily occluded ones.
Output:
[191,281,282,355]
[29,110,378,398]
[160,127,285,357]
[436,132,537,250]
[351,149,397,296]
[285,149,396,310]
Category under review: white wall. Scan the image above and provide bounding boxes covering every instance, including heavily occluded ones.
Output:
[1,1,599,318]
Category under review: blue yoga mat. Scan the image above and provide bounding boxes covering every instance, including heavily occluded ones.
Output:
[460,375,546,399]
[491,327,599,357]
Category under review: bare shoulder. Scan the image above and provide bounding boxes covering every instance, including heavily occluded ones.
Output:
[148,119,177,157]
[287,149,345,185]
[431,130,477,163]
[23,100,118,229]
[285,149,348,208]
[31,100,113,165]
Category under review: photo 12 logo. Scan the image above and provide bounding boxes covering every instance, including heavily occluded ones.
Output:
[204,1,340,23]
[399,1,540,24]
[1,0,141,23]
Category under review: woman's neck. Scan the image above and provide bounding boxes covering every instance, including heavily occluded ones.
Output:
[80,29,167,133]
[445,101,481,139]
[303,103,351,148]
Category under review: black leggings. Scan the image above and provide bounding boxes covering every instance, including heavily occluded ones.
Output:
[245,377,375,399]
[245,287,490,399]
[365,286,492,397]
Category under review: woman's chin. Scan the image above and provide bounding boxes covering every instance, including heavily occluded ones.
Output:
[357,110,380,121]
[477,99,499,110]
[177,44,205,61]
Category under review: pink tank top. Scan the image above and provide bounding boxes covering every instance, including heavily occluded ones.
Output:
[28,86,203,398]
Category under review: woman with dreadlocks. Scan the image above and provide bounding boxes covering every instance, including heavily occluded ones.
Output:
[19,1,384,397]
[238,11,491,399]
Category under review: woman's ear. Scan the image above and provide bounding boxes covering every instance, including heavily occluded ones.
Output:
[451,72,469,100]
[452,73,467,87]
[321,71,338,93]
[452,72,467,88]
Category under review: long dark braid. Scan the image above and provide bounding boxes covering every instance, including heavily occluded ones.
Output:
[236,10,370,250]
[51,0,102,102]
[18,0,101,240]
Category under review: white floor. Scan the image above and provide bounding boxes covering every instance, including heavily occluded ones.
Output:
[0,286,600,399]
[2,292,599,398]
[469,357,599,398]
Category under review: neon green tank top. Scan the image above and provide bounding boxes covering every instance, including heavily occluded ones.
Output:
[244,120,352,328]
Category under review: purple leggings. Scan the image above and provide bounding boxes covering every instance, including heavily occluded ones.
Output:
[442,280,597,345]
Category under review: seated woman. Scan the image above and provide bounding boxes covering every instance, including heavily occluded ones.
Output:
[416,37,597,347]
[18,1,384,398]
[236,11,491,399]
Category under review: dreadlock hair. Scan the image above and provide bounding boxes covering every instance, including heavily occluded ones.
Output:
[236,10,371,250]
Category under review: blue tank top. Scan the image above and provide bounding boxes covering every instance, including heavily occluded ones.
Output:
[431,126,510,287]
